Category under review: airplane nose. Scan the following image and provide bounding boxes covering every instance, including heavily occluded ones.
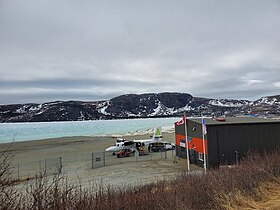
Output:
[106,147,113,152]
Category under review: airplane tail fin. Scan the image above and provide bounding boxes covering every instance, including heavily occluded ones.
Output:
[153,127,162,140]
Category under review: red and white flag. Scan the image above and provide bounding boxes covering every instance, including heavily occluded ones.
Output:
[175,115,186,126]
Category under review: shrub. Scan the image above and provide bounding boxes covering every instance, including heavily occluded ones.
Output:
[2,149,280,209]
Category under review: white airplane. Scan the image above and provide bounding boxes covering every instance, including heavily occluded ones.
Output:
[105,127,162,154]
[105,137,136,154]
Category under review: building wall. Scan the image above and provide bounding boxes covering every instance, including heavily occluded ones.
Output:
[175,120,207,168]
[207,122,280,168]
[175,123,187,159]
[175,118,280,169]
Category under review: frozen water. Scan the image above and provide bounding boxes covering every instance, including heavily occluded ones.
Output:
[0,117,179,143]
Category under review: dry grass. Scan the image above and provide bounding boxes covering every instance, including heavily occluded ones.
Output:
[220,178,280,210]
[2,149,280,209]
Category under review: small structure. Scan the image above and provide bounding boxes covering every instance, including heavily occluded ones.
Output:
[175,117,280,168]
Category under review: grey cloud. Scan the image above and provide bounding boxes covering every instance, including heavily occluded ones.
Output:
[0,91,118,105]
[0,78,153,89]
[0,0,280,104]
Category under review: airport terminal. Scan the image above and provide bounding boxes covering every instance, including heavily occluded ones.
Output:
[175,117,280,168]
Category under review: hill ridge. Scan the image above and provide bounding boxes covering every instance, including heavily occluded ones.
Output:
[0,92,279,122]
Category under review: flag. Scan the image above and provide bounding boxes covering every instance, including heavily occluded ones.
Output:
[202,117,207,135]
[175,115,186,126]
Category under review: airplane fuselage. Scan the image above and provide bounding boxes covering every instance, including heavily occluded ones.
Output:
[105,144,134,152]
[105,138,161,153]
[105,128,162,154]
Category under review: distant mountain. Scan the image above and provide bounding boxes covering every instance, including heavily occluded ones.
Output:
[0,92,279,122]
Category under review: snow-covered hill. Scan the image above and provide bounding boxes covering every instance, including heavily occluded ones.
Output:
[0,92,279,122]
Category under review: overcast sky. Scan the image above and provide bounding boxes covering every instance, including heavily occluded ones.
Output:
[0,0,280,104]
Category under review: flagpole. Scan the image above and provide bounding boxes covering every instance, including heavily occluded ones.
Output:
[184,113,190,172]
[202,115,207,174]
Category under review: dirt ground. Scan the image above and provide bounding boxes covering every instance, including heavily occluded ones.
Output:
[0,132,202,187]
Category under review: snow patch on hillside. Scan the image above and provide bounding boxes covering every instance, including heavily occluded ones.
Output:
[209,100,245,107]
[98,101,110,115]
[29,104,42,112]
[149,101,162,116]
[260,97,278,105]
[177,104,193,112]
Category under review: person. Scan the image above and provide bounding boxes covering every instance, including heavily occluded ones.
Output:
[148,144,151,152]
[173,155,178,163]
[139,146,144,156]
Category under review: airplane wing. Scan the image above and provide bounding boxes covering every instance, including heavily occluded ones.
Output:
[123,141,134,146]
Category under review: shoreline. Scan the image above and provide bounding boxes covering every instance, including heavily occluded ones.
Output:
[0,117,178,144]
[0,125,175,144]
[0,130,185,189]
[0,125,175,146]
[0,131,175,154]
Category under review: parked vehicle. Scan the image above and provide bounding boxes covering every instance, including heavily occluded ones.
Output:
[149,142,175,152]
[116,149,133,158]
[150,142,165,152]
[164,142,176,150]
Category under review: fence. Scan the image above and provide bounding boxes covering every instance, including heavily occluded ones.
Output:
[7,150,175,180]
[10,157,62,181]
[92,150,175,169]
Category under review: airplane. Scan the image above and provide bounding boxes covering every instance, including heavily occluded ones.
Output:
[105,127,163,155]
[105,137,136,155]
